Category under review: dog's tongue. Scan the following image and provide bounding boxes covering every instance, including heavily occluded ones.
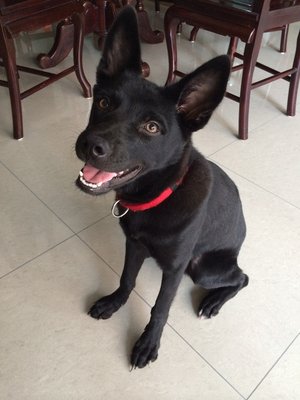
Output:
[82,164,117,184]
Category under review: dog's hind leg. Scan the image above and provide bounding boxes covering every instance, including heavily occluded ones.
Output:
[89,238,147,320]
[187,250,248,318]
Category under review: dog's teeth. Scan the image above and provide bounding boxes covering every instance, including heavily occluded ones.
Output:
[79,170,83,177]
[80,175,102,189]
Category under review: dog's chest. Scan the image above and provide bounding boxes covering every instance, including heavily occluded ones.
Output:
[120,210,195,270]
[121,211,168,245]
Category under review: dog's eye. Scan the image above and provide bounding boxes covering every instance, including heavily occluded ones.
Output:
[98,97,110,110]
[143,121,160,135]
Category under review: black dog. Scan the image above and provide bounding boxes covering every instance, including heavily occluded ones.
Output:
[75,6,248,369]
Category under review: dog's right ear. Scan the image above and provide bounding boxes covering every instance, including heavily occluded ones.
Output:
[97,6,142,80]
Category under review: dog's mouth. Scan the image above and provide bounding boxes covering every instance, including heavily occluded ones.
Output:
[76,163,142,195]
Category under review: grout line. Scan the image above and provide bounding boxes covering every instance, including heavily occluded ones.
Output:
[247,332,300,399]
[0,160,76,234]
[76,234,155,308]
[244,109,286,138]
[0,159,111,235]
[166,323,247,399]
[0,159,111,279]
[205,137,238,158]
[75,212,111,235]
[208,159,300,212]
[0,234,76,281]
[76,234,122,277]
[207,110,290,159]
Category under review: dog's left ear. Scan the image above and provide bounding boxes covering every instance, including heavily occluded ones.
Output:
[97,6,141,80]
[166,56,230,132]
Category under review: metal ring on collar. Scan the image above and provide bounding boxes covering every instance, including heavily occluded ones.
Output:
[111,200,129,218]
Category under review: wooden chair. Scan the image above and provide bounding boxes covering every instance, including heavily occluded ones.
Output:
[164,0,300,139]
[0,0,92,140]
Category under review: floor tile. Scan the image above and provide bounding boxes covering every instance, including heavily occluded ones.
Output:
[249,335,300,400]
[0,237,243,400]
[209,114,300,208]
[0,115,113,233]
[0,164,72,276]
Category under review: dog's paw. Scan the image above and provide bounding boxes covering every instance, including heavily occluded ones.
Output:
[131,332,160,369]
[88,294,123,320]
[198,293,224,319]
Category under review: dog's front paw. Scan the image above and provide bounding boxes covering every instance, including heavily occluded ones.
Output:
[131,331,160,369]
[88,293,123,320]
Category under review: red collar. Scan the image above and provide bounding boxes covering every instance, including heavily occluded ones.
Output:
[112,168,188,217]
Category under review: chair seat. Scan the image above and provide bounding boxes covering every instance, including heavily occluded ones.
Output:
[170,5,257,42]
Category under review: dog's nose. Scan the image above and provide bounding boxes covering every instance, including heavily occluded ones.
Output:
[87,137,111,160]
[76,131,112,162]
[92,143,107,158]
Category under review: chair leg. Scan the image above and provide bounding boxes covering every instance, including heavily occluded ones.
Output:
[189,26,199,42]
[177,23,183,35]
[1,26,23,140]
[239,33,263,140]
[287,29,300,116]
[72,12,92,98]
[279,25,289,53]
[164,7,181,85]
[228,37,238,63]
[155,0,160,12]
[37,19,74,69]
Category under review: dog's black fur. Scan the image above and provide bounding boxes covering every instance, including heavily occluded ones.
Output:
[75,6,248,368]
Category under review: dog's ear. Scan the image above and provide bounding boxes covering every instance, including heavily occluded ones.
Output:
[97,6,141,80]
[166,56,230,132]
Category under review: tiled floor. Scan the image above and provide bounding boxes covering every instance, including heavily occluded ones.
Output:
[0,4,299,399]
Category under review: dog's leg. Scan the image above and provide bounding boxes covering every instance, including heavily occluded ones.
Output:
[188,251,249,318]
[89,238,147,320]
[131,268,185,368]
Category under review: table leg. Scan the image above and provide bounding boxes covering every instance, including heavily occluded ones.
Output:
[135,0,164,43]
[37,19,74,69]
